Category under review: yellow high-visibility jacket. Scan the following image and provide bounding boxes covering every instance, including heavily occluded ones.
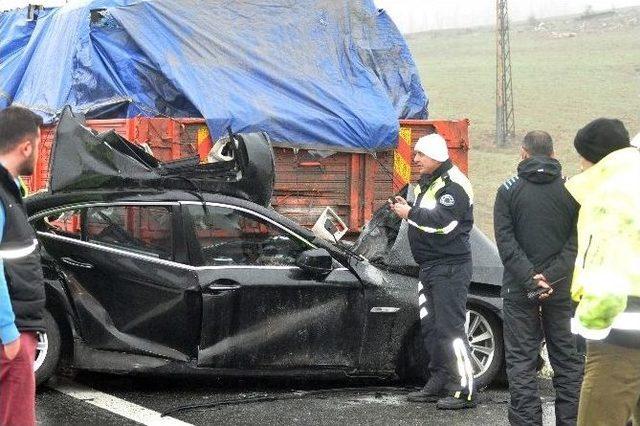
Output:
[566,147,640,346]
[17,176,28,197]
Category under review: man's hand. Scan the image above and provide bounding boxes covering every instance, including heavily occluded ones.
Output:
[533,273,553,300]
[3,337,21,361]
[389,196,411,219]
[393,196,408,205]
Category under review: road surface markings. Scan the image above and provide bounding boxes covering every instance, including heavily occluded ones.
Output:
[51,379,193,426]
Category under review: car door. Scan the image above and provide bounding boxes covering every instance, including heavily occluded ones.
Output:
[33,202,201,361]
[183,201,367,371]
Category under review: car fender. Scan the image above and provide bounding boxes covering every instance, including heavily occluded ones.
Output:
[44,277,80,362]
[466,293,503,320]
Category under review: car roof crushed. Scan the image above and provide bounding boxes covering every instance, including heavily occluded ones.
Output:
[48,106,276,206]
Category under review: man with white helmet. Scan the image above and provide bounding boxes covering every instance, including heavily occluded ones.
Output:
[389,132,476,410]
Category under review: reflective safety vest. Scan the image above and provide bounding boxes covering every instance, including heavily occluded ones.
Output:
[17,176,28,198]
[409,166,474,234]
[407,161,474,266]
[566,147,640,347]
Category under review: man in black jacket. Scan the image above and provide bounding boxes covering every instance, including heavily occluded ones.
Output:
[0,106,45,426]
[493,131,583,425]
[390,133,475,410]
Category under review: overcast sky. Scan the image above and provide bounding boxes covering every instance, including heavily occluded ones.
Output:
[376,0,640,32]
[3,0,640,32]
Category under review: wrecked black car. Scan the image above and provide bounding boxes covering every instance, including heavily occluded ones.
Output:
[28,108,505,388]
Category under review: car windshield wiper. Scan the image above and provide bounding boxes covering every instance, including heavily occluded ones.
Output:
[328,236,366,261]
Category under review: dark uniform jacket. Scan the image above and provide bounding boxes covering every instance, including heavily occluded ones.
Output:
[407,160,474,266]
[0,164,45,332]
[493,156,578,300]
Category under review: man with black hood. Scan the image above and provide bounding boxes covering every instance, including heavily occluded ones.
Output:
[493,131,583,425]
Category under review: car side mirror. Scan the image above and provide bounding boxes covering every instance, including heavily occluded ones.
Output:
[296,248,333,277]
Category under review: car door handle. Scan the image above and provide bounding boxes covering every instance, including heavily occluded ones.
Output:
[206,279,241,293]
[60,257,94,269]
[207,284,241,291]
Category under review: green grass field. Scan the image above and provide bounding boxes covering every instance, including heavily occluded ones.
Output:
[406,11,640,237]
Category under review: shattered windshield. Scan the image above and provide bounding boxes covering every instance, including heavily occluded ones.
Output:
[351,186,419,274]
[352,206,402,263]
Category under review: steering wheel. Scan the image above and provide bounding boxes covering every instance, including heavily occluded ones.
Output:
[94,211,138,245]
[201,240,244,262]
[96,223,135,244]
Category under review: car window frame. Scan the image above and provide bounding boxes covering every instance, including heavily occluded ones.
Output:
[181,201,318,268]
[31,201,183,263]
[30,200,346,272]
[85,204,177,261]
[33,207,84,240]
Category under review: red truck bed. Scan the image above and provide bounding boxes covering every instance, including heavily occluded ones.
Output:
[27,118,469,231]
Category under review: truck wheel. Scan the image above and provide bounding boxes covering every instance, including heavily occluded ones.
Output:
[35,309,61,386]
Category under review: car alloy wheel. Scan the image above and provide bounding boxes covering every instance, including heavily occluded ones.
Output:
[35,309,61,386]
[34,331,49,372]
[466,309,495,378]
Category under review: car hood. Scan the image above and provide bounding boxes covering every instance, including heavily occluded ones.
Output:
[352,186,503,286]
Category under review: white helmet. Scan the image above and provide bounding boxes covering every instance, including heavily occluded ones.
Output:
[413,133,449,162]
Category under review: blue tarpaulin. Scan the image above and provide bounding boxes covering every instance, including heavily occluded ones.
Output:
[0,0,428,151]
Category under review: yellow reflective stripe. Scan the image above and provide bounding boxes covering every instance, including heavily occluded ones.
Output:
[0,239,38,259]
[418,196,437,210]
[426,177,446,199]
[453,339,467,389]
[571,317,611,340]
[447,167,474,205]
[413,184,421,199]
[453,338,474,398]
[18,176,29,197]
[407,219,458,234]
[571,312,640,340]
[612,313,640,330]
[414,168,473,208]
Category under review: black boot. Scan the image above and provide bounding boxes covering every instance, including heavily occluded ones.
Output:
[406,380,447,403]
[436,393,477,410]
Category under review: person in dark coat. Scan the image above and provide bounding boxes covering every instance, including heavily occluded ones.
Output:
[493,131,583,425]
[0,106,45,426]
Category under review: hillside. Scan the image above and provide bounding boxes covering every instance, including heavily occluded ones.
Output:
[406,6,640,236]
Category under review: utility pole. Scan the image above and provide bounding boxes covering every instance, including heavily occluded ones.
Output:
[496,0,515,147]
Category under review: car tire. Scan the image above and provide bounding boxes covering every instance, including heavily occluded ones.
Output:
[35,309,61,386]
[399,306,504,390]
[467,306,504,390]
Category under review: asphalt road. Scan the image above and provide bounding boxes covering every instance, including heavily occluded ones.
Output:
[36,374,558,425]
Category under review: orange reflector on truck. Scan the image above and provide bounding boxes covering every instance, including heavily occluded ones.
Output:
[197,126,213,161]
[393,127,412,191]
